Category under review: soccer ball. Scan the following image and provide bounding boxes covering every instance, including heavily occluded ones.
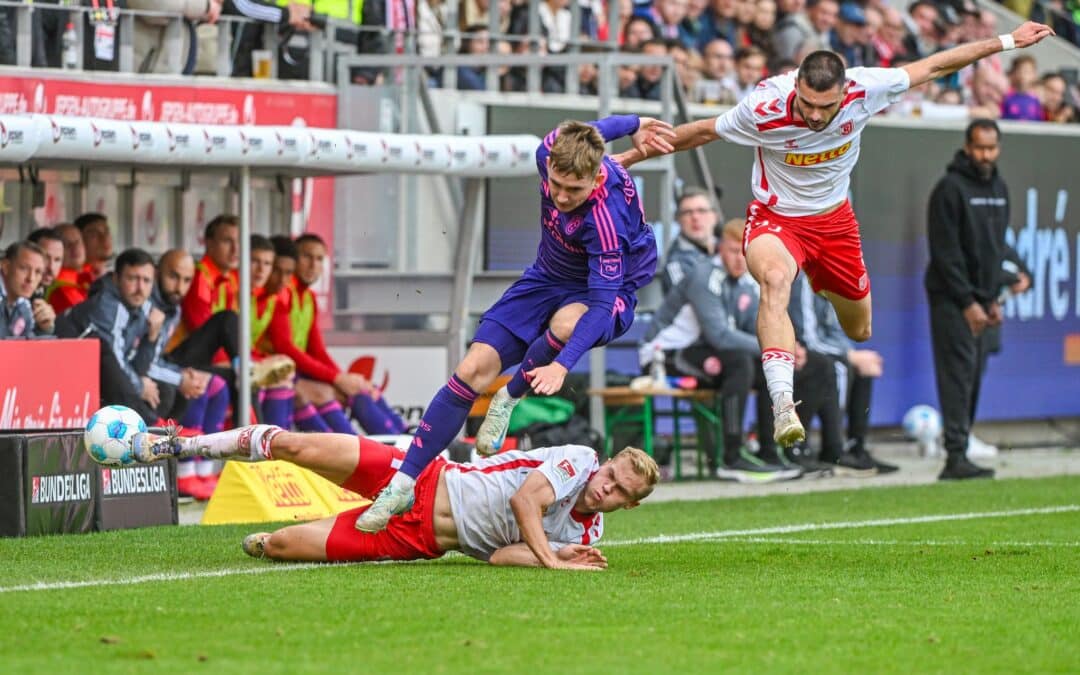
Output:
[902,404,942,444]
[84,405,147,466]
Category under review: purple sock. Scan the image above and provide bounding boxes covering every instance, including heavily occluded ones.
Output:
[202,375,231,433]
[350,393,407,434]
[400,374,476,479]
[317,400,356,435]
[261,387,294,429]
[295,403,331,432]
[375,394,408,433]
[506,329,565,398]
[180,391,208,434]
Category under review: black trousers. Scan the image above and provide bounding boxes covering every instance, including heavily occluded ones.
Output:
[929,295,992,459]
[670,346,757,469]
[167,310,241,424]
[788,350,846,461]
[96,338,183,425]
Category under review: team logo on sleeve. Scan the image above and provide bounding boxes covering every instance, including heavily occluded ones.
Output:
[555,459,577,483]
[599,253,623,280]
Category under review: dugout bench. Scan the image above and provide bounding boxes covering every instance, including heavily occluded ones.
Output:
[588,386,722,480]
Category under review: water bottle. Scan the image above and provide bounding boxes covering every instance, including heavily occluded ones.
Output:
[62,22,78,70]
[650,345,667,389]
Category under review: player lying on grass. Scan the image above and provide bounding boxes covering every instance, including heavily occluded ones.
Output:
[130,426,658,570]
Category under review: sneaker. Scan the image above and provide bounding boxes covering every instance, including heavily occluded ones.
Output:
[131,430,183,463]
[784,443,835,478]
[772,399,805,448]
[251,355,296,389]
[715,456,802,483]
[966,434,999,459]
[354,482,415,533]
[821,451,877,477]
[475,386,519,456]
[939,456,995,481]
[177,474,214,500]
[847,442,899,474]
[242,532,271,559]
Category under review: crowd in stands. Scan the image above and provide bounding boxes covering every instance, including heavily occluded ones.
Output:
[0,214,408,500]
[0,1,1076,121]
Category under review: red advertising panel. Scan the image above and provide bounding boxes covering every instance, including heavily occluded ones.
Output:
[0,339,100,430]
[0,73,339,323]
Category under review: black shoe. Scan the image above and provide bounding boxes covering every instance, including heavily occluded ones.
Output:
[716,456,803,483]
[784,443,834,478]
[820,450,877,477]
[848,444,899,474]
[939,456,995,481]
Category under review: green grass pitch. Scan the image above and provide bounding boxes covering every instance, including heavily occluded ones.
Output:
[1,475,1077,674]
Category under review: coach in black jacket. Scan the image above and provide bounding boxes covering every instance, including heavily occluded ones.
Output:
[924,119,1030,481]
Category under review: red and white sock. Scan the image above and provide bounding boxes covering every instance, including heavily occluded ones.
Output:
[183,425,284,460]
[761,348,796,409]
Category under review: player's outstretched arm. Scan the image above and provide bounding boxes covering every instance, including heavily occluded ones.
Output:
[490,542,608,569]
[507,471,603,571]
[614,117,719,169]
[903,21,1054,89]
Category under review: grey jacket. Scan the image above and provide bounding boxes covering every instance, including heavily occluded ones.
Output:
[55,276,156,394]
[660,234,711,294]
[789,275,851,359]
[0,277,49,338]
[646,257,760,356]
[145,284,185,386]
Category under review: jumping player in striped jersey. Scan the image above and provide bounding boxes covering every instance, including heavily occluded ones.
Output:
[129,425,658,570]
[352,115,676,534]
[617,21,1054,449]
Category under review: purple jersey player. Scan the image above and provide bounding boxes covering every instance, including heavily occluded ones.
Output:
[355,115,675,533]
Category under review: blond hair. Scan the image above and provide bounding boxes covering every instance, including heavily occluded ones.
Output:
[720,218,745,243]
[549,120,606,179]
[612,446,660,499]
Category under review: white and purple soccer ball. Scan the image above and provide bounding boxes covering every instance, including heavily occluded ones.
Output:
[902,404,942,444]
[84,405,147,466]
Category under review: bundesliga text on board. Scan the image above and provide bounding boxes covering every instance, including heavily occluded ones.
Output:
[31,473,92,505]
[101,465,170,498]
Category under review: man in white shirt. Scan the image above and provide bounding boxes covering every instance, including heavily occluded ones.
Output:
[618,21,1053,448]
[127,425,659,570]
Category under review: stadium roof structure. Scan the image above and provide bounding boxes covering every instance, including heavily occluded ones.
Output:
[0,113,541,419]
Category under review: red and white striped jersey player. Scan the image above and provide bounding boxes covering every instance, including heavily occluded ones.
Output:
[618,22,1054,447]
[128,424,659,570]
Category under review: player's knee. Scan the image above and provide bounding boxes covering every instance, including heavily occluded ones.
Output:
[759,266,793,297]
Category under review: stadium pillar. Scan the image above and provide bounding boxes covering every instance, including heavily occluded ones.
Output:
[238,165,253,420]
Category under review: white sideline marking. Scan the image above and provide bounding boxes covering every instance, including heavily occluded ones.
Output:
[602,504,1080,547]
[0,504,1076,594]
[692,538,1080,547]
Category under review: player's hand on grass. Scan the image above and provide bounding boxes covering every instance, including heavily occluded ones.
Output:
[557,544,608,569]
[632,117,676,158]
[526,362,568,396]
[1011,21,1055,49]
[963,302,989,336]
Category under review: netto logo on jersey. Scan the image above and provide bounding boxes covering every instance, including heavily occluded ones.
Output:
[783,140,853,167]
[31,473,92,504]
[101,465,169,497]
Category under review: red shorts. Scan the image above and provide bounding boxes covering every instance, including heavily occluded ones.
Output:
[742,199,870,301]
[324,438,445,562]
